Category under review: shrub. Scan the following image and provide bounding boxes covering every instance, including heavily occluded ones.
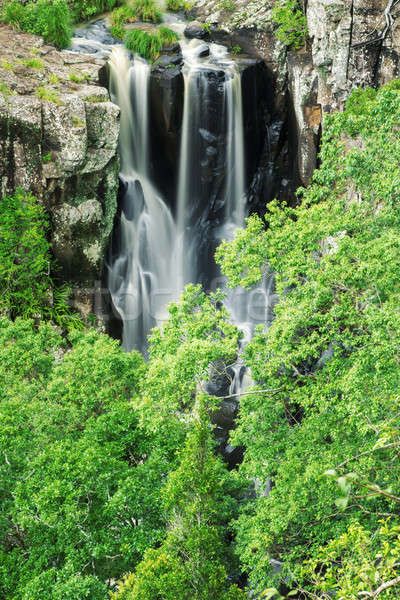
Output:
[132,0,161,23]
[69,0,122,23]
[110,3,137,25]
[166,0,193,11]
[271,0,308,50]
[0,190,50,319]
[2,0,71,48]
[125,26,178,60]
[109,3,137,38]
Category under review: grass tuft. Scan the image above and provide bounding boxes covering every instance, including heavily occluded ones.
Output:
[125,26,179,60]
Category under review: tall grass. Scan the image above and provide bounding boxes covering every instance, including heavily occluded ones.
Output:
[132,0,161,23]
[125,26,178,60]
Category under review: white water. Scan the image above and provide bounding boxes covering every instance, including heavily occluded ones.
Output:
[107,40,257,353]
[107,48,183,351]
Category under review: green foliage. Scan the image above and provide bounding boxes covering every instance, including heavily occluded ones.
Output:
[2,0,71,48]
[165,0,193,12]
[0,59,13,70]
[218,0,235,11]
[112,395,246,600]
[109,3,139,38]
[42,152,52,163]
[0,284,243,598]
[0,321,166,599]
[36,84,61,103]
[69,0,122,23]
[231,44,242,54]
[19,56,44,68]
[298,521,400,599]
[0,190,51,319]
[216,81,400,592]
[69,71,85,82]
[48,73,60,84]
[0,81,15,97]
[132,0,162,22]
[271,0,307,50]
[124,26,178,60]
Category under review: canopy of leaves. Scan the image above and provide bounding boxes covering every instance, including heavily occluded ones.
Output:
[271,0,308,50]
[0,284,242,598]
[111,395,246,600]
[216,81,400,592]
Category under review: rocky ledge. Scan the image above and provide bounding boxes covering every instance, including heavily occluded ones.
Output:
[192,0,400,186]
[0,24,120,318]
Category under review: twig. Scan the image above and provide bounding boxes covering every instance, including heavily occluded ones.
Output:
[352,0,400,48]
[216,388,283,400]
[360,575,400,598]
[336,442,400,470]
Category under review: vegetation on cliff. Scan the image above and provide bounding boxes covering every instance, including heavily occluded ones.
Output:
[1,24,400,598]
[217,80,400,596]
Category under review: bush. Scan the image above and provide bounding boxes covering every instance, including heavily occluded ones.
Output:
[109,3,137,38]
[69,0,122,23]
[2,0,71,48]
[271,0,307,50]
[125,26,178,60]
[166,0,192,11]
[0,189,52,319]
[132,0,161,22]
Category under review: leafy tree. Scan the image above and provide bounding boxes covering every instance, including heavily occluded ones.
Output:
[271,0,308,50]
[216,82,400,592]
[298,520,400,599]
[0,189,53,318]
[0,188,79,327]
[0,320,166,599]
[0,284,241,598]
[111,394,246,600]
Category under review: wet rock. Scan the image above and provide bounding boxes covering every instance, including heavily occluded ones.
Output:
[149,54,184,200]
[184,20,209,40]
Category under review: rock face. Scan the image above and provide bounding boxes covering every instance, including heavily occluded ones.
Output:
[0,25,120,322]
[147,48,279,212]
[191,0,400,187]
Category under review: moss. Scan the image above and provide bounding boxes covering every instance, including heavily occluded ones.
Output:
[18,57,45,69]
[36,86,62,104]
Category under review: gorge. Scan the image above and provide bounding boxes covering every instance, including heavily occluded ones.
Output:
[2,1,400,598]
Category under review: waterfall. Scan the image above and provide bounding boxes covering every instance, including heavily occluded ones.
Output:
[107,47,182,352]
[225,69,246,228]
[107,40,255,353]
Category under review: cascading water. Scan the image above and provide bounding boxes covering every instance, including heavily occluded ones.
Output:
[69,19,276,360]
[107,38,264,353]
[107,48,183,351]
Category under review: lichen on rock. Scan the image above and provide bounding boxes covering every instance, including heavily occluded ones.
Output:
[0,24,120,320]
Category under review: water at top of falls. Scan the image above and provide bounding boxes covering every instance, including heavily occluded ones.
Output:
[109,47,150,177]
